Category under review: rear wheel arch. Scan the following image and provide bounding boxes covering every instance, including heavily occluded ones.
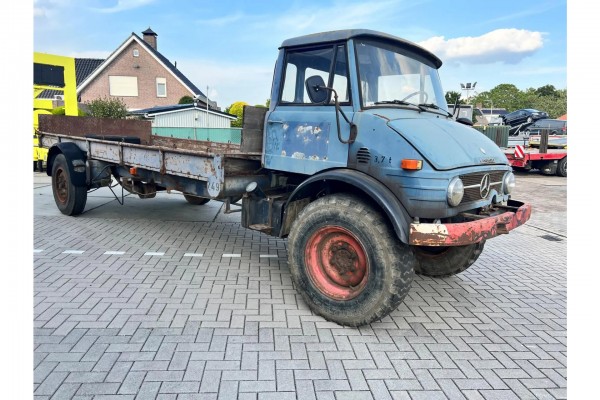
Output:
[46,142,88,186]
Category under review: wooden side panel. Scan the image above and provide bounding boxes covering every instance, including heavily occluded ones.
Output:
[240,105,267,153]
[38,115,152,145]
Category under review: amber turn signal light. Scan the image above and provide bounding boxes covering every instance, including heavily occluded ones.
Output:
[401,159,423,170]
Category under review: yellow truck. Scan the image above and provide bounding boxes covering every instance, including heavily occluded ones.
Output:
[33,52,77,171]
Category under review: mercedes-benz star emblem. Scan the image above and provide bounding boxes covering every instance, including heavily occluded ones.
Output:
[480,174,491,198]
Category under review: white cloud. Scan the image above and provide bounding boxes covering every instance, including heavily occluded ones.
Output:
[176,58,274,109]
[92,0,156,13]
[195,12,245,27]
[419,29,544,64]
[65,50,111,59]
[263,0,410,39]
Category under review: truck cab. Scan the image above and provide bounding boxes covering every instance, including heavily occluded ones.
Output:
[262,30,527,245]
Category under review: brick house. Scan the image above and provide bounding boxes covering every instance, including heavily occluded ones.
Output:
[77,28,213,111]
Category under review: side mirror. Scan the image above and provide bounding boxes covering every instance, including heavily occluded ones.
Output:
[456,117,474,126]
[305,75,328,104]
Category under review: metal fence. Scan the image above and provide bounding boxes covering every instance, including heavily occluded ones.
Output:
[152,127,242,144]
[473,125,510,148]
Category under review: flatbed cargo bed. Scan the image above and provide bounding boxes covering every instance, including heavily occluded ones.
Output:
[37,114,268,198]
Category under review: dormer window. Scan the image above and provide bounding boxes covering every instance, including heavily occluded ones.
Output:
[133,49,139,57]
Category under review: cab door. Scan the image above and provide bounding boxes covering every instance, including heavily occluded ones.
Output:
[264,44,352,175]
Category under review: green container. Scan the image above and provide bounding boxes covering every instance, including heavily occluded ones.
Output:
[474,125,509,148]
[152,127,242,144]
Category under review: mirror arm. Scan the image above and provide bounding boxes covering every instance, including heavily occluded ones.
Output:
[317,85,357,144]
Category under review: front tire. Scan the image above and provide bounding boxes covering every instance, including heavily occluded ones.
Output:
[413,241,485,278]
[287,193,416,326]
[52,154,87,216]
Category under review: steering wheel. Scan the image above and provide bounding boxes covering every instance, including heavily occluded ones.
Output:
[401,91,428,103]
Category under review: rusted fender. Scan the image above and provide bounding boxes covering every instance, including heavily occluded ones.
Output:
[409,200,532,246]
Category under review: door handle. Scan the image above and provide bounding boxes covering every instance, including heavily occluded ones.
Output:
[268,120,284,124]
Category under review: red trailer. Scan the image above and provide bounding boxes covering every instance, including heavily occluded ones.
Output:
[504,145,567,177]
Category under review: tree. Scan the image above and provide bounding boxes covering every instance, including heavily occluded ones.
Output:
[178,95,194,104]
[532,89,567,118]
[85,96,128,119]
[449,83,567,119]
[445,91,462,106]
[488,84,526,111]
[227,101,248,127]
[535,84,558,98]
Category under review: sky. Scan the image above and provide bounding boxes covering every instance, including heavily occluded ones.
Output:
[32,0,568,110]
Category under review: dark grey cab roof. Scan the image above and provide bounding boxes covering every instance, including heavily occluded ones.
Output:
[280,29,442,68]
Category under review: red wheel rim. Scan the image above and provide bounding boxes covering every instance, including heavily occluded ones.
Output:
[54,167,68,204]
[305,226,369,300]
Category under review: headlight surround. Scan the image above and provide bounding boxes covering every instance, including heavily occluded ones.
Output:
[503,171,516,194]
[447,177,464,206]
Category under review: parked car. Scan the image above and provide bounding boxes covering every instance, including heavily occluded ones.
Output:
[525,119,567,136]
[500,108,548,126]
[527,119,567,148]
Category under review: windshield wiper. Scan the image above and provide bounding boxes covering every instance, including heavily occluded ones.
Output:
[418,103,453,117]
[374,99,419,108]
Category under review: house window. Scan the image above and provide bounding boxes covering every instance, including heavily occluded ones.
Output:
[109,76,138,96]
[133,49,139,57]
[156,77,167,97]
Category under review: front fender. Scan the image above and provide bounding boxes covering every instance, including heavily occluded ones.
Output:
[282,169,412,243]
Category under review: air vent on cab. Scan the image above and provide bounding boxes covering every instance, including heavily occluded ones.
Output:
[357,148,371,164]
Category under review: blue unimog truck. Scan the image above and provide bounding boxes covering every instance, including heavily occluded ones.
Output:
[38,29,531,326]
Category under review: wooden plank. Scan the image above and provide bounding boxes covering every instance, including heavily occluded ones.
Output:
[38,114,152,144]
[240,105,267,153]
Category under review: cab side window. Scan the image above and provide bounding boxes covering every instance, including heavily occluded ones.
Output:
[280,45,350,105]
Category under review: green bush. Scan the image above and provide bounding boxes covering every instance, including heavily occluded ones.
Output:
[85,96,128,119]
[51,106,87,116]
[179,95,194,104]
[227,101,248,127]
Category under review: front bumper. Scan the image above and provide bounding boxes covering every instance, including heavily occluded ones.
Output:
[409,200,532,246]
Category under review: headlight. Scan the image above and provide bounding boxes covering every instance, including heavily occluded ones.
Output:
[447,177,464,206]
[503,172,516,194]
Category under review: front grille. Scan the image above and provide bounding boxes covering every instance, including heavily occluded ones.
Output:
[460,171,505,203]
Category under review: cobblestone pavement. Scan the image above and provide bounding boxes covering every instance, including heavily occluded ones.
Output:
[33,171,567,399]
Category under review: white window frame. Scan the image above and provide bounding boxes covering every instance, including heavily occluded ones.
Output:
[133,49,139,57]
[156,77,167,97]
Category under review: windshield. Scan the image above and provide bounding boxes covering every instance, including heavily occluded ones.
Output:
[355,40,447,110]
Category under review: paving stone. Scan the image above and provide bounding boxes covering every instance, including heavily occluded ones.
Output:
[33,177,567,400]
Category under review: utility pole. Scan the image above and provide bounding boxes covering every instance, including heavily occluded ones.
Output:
[206,85,209,129]
[460,82,477,104]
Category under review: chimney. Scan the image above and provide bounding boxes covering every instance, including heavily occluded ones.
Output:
[142,27,157,50]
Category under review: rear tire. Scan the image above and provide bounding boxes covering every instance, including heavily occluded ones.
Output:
[413,241,485,278]
[183,194,210,205]
[556,157,567,177]
[52,154,87,216]
[287,193,416,326]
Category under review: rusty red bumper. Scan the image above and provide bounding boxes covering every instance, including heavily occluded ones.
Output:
[409,200,532,246]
